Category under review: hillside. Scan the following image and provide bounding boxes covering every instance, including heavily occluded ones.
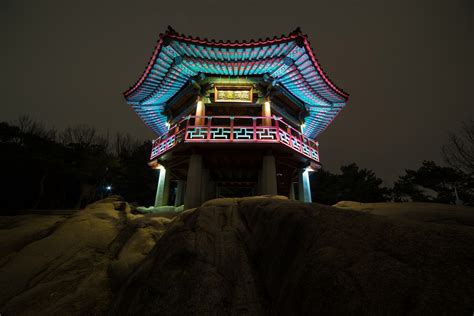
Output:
[1,197,473,315]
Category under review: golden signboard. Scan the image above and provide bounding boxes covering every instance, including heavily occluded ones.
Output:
[214,86,253,103]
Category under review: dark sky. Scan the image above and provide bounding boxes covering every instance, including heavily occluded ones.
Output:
[2,0,473,184]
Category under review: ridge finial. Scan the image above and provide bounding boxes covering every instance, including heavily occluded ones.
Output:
[290,27,302,35]
[166,25,178,35]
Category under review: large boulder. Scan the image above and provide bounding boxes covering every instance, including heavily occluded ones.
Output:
[112,198,474,315]
[0,197,172,315]
[2,197,474,315]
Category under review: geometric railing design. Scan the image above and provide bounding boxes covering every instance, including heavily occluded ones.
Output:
[151,115,320,163]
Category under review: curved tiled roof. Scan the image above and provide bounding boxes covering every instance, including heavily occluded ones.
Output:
[123,27,349,138]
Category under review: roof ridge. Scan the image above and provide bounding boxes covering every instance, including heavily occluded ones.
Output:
[123,27,349,100]
[162,27,302,47]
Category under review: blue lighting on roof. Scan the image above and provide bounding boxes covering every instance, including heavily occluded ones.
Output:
[124,32,348,138]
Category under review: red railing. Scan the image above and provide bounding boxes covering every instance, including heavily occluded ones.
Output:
[150,116,320,162]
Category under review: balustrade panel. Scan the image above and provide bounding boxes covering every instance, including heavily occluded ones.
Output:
[232,127,254,140]
[278,130,291,146]
[151,115,320,162]
[186,126,208,140]
[209,127,232,140]
[255,127,278,141]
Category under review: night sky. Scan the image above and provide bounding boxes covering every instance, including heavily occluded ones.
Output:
[2,0,473,184]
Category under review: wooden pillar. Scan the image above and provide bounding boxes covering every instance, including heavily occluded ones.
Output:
[195,98,206,126]
[262,99,272,126]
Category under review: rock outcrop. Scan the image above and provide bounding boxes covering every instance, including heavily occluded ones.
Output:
[334,200,474,227]
[0,197,171,315]
[113,197,474,315]
[1,197,474,315]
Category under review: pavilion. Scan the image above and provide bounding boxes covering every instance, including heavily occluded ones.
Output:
[123,26,349,209]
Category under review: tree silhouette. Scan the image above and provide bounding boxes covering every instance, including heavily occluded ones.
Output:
[0,117,156,212]
[393,160,473,204]
[311,163,390,205]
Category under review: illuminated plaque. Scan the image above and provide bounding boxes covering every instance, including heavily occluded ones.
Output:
[214,86,253,103]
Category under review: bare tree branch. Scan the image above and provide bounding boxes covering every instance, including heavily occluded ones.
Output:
[59,124,109,149]
[442,120,474,174]
[16,115,56,140]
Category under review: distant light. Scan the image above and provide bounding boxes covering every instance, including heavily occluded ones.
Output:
[106,185,112,191]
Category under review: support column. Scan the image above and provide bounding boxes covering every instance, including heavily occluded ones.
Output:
[184,154,203,210]
[298,169,312,203]
[174,180,185,207]
[200,169,210,204]
[256,170,262,195]
[154,166,171,207]
[261,155,277,195]
[289,182,295,200]
[195,98,206,126]
[262,99,272,126]
[163,172,171,205]
[207,180,216,201]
